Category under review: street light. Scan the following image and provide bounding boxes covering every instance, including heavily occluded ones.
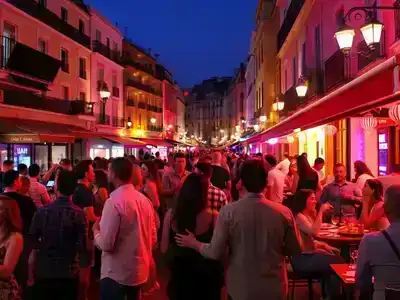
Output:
[272,95,285,111]
[127,117,132,128]
[334,4,392,54]
[150,117,156,124]
[296,76,308,97]
[259,115,267,123]
[99,83,111,101]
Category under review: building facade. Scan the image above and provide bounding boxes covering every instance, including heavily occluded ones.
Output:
[246,0,400,179]
[185,77,231,146]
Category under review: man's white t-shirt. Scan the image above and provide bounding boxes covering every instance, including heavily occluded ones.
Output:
[267,168,285,203]
[276,158,291,175]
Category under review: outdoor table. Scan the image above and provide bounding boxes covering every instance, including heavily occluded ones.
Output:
[316,226,365,247]
[330,264,356,300]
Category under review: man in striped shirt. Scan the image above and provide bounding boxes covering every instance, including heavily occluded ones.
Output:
[28,163,51,208]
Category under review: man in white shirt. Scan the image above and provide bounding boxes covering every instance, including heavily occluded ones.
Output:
[93,158,156,300]
[28,163,51,208]
[378,164,400,194]
[276,153,291,175]
[265,155,285,203]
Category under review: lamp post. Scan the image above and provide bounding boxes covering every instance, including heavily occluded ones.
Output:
[99,82,111,124]
[127,117,132,128]
[334,4,396,55]
[296,76,308,97]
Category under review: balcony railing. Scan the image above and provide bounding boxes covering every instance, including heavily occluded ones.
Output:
[304,68,325,99]
[277,0,305,51]
[3,89,93,116]
[357,30,386,72]
[280,85,308,116]
[126,79,162,96]
[92,40,121,64]
[121,56,154,76]
[148,125,163,132]
[126,99,135,107]
[97,114,110,125]
[138,101,146,109]
[112,117,124,127]
[8,0,91,49]
[112,87,120,98]
[325,50,352,91]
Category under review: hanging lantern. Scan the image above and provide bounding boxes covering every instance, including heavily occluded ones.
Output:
[287,135,295,144]
[324,124,337,136]
[296,76,308,97]
[389,103,400,124]
[361,113,378,133]
[267,138,278,145]
[334,24,355,53]
[360,18,384,49]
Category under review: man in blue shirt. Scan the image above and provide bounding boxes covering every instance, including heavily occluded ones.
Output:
[30,169,89,300]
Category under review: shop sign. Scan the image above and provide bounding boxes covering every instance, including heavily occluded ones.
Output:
[0,135,40,143]
[377,118,397,128]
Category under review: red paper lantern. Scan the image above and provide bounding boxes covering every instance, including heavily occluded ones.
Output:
[361,113,377,132]
[389,103,400,124]
[324,124,337,136]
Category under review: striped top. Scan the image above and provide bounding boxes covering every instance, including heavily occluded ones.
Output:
[356,221,400,300]
[28,177,51,208]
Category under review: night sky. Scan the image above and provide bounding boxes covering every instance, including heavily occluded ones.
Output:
[86,0,258,87]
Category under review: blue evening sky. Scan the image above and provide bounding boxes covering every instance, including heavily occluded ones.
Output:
[85,0,258,87]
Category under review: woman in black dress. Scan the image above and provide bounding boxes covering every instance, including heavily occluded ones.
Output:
[161,173,224,300]
[296,154,321,192]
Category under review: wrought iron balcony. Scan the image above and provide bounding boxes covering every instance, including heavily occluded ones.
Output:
[92,40,121,64]
[148,125,163,132]
[7,0,91,49]
[97,114,110,125]
[277,0,305,51]
[126,79,162,96]
[325,50,352,91]
[138,101,146,109]
[112,117,125,127]
[121,56,154,76]
[3,89,93,116]
[126,99,135,107]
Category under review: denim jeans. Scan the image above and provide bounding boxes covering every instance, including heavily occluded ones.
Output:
[100,277,141,300]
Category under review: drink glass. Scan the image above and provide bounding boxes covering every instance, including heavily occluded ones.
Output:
[331,215,340,226]
[349,248,359,270]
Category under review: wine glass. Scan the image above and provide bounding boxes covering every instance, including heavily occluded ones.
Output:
[331,215,340,226]
[349,248,359,270]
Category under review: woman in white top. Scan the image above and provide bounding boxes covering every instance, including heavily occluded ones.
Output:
[354,160,374,190]
[360,179,390,231]
[291,189,344,299]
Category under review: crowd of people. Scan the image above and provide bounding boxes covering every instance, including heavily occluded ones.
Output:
[0,149,399,300]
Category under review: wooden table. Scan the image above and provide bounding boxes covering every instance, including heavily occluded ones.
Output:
[330,264,355,285]
[316,226,365,246]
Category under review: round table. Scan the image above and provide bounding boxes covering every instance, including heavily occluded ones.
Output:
[316,228,364,246]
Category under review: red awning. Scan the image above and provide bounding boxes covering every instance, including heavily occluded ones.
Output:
[253,55,400,142]
[137,138,173,148]
[102,136,145,148]
[0,118,88,143]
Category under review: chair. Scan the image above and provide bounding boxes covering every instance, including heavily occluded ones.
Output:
[385,288,400,300]
[286,257,325,300]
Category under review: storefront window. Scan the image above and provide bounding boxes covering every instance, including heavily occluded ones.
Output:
[112,146,124,158]
[35,145,48,172]
[51,145,67,164]
[13,144,31,168]
[90,148,110,159]
[0,144,7,163]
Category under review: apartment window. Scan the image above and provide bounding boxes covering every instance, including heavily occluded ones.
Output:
[79,92,86,101]
[112,41,118,52]
[106,38,110,49]
[261,82,264,107]
[61,7,68,22]
[96,30,101,42]
[98,68,104,81]
[395,1,400,40]
[38,39,47,54]
[302,42,306,74]
[79,20,85,35]
[62,86,69,100]
[3,23,16,66]
[38,0,46,7]
[79,58,86,79]
[261,42,264,64]
[61,48,69,73]
[292,57,297,86]
[112,74,117,87]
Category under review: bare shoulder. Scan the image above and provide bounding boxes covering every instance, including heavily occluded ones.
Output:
[8,232,23,247]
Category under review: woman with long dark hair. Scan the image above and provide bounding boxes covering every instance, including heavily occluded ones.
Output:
[0,196,23,299]
[161,173,223,300]
[231,157,244,201]
[141,161,161,212]
[291,189,343,299]
[354,160,374,190]
[296,155,320,191]
[360,179,389,230]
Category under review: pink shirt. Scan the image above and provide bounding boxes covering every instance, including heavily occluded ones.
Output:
[94,184,156,286]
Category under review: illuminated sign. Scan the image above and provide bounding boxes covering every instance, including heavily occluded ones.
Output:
[16,147,28,155]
